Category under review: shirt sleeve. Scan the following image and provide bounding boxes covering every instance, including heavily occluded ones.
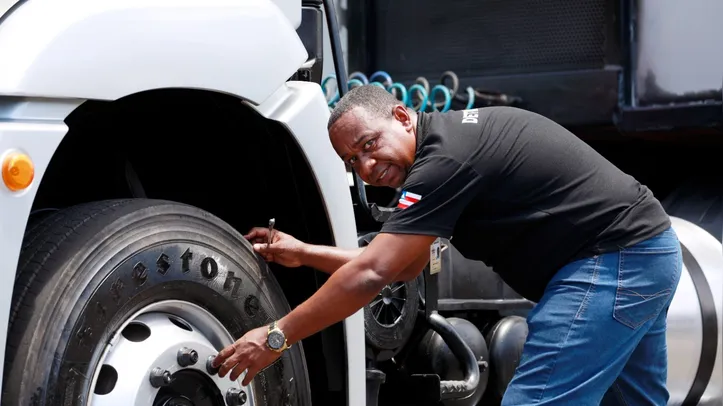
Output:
[380,154,481,239]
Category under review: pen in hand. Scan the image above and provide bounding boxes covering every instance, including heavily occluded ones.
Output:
[267,218,275,247]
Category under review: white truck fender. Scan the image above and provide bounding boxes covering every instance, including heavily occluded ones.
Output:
[0,0,308,104]
[250,81,367,406]
[0,0,18,21]
[0,86,367,405]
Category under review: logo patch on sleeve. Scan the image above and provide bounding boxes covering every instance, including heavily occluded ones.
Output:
[397,191,422,209]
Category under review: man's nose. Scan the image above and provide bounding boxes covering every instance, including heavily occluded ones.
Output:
[359,156,376,178]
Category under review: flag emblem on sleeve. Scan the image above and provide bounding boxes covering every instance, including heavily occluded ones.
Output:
[397,191,422,209]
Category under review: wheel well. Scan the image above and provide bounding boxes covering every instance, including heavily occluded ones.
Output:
[29,88,347,404]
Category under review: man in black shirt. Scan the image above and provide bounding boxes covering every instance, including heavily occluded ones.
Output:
[213,85,682,405]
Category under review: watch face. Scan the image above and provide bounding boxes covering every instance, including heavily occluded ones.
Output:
[268,331,285,350]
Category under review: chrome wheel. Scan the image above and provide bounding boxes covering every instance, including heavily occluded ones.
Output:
[88,300,255,406]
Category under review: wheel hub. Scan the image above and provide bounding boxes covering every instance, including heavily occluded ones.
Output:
[155,369,222,406]
[87,301,255,406]
[381,286,393,305]
[370,282,407,327]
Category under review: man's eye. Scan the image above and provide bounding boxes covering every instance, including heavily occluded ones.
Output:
[349,157,357,165]
[364,139,374,149]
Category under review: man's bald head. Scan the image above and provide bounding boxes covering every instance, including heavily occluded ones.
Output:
[327,85,418,189]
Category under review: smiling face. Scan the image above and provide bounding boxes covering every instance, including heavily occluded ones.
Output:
[329,104,418,188]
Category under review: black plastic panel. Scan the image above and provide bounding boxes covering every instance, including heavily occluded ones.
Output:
[359,0,610,78]
[615,102,723,132]
[346,0,622,127]
[294,6,324,84]
[439,68,620,127]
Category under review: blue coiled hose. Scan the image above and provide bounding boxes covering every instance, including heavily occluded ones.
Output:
[349,71,369,84]
[430,84,452,112]
[369,71,393,87]
[388,82,409,106]
[321,70,462,113]
[321,74,339,106]
[464,86,476,110]
[323,76,366,106]
[407,84,429,112]
[348,78,364,90]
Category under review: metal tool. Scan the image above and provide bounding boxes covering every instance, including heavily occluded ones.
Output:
[267,218,275,246]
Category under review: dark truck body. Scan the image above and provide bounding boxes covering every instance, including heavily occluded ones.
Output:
[326,2,723,405]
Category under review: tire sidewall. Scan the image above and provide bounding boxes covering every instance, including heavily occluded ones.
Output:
[9,201,311,405]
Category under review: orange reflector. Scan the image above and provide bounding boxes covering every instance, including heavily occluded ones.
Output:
[2,151,34,192]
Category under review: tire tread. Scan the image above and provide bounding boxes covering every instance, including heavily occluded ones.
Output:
[4,199,136,392]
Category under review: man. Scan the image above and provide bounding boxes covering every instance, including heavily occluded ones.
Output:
[212,85,682,405]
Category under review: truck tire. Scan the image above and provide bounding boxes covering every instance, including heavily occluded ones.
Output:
[2,199,312,405]
[358,232,420,359]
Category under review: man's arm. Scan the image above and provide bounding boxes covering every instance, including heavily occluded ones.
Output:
[395,248,430,281]
[246,227,363,273]
[211,232,436,383]
[277,232,436,346]
[248,227,428,278]
[300,243,428,280]
[298,244,364,274]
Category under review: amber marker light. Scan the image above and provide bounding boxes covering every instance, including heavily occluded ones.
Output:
[2,151,34,192]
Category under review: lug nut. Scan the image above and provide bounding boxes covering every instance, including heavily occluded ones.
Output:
[206,355,220,375]
[149,367,172,388]
[225,388,247,405]
[177,347,198,367]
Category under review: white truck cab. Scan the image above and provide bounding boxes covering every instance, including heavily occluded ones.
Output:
[0,0,366,404]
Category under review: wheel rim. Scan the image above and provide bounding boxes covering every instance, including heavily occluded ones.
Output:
[369,282,407,327]
[87,300,255,406]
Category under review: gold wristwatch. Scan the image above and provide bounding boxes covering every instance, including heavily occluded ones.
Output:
[266,321,290,353]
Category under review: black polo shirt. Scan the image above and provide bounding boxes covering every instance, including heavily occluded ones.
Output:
[379,106,671,302]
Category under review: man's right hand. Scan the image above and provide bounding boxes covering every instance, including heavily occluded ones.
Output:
[244,227,307,268]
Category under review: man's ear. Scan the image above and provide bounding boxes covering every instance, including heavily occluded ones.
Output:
[392,105,412,128]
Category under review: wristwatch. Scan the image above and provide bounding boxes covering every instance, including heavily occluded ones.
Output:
[266,321,290,353]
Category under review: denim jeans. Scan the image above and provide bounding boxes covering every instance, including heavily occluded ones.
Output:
[501,226,683,405]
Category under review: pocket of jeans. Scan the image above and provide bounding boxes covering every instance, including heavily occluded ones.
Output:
[613,247,680,330]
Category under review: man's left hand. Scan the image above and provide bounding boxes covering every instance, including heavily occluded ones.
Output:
[212,326,281,385]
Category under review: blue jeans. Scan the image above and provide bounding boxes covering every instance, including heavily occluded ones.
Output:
[502,226,683,405]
